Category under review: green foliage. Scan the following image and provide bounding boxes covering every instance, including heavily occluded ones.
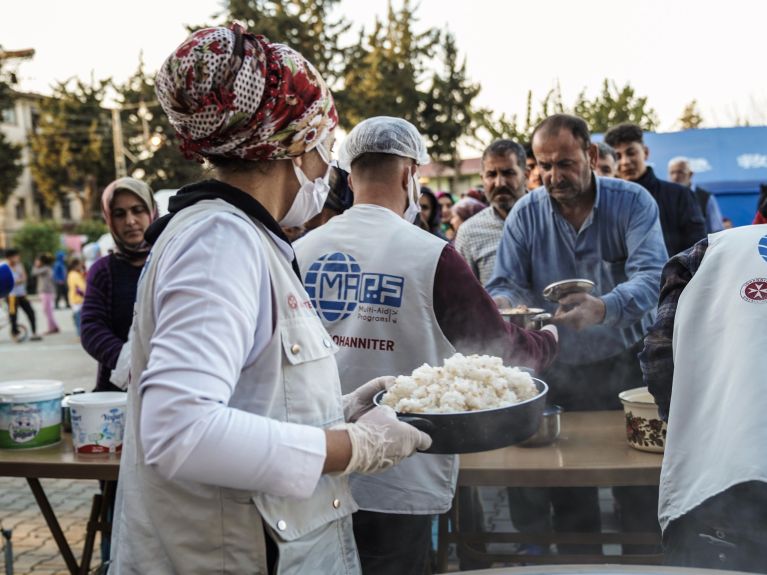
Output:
[574,79,659,133]
[420,31,480,174]
[73,219,108,245]
[115,59,204,190]
[11,220,61,271]
[212,0,351,86]
[335,0,438,130]
[28,78,115,218]
[0,131,22,205]
[677,99,704,130]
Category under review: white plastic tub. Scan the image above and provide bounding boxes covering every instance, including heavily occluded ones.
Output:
[67,392,127,455]
[0,380,64,449]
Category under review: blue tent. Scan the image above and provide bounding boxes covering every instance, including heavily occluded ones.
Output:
[597,126,767,226]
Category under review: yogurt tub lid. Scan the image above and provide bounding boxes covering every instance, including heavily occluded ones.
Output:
[0,380,64,403]
[67,391,127,408]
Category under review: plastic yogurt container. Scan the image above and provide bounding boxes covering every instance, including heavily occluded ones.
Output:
[0,380,64,449]
[67,392,127,455]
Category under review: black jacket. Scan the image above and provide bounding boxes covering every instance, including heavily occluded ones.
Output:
[633,167,706,257]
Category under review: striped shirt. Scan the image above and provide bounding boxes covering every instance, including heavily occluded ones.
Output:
[454,206,505,286]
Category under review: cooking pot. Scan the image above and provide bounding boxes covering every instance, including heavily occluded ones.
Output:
[373,378,547,454]
[518,404,562,447]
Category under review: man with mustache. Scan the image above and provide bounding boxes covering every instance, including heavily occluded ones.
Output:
[487,114,668,557]
[455,139,528,285]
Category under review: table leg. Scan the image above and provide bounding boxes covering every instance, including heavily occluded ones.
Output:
[26,478,79,575]
[78,480,115,575]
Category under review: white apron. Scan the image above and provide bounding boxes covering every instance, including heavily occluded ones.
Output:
[295,204,458,514]
[110,199,360,574]
[659,225,767,533]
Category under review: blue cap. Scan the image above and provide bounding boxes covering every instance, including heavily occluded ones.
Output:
[0,262,14,298]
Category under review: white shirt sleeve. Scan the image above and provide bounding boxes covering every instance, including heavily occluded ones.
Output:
[138,212,326,498]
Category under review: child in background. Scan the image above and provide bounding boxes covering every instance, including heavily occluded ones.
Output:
[67,258,86,337]
[32,253,59,334]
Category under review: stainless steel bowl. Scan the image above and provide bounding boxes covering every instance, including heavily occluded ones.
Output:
[542,279,595,302]
[518,404,562,447]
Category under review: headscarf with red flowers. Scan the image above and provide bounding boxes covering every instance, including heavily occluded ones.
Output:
[155,24,338,163]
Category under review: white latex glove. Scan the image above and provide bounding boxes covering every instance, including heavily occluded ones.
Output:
[342,376,395,423]
[341,405,432,475]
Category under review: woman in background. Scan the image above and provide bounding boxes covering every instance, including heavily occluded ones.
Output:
[81,177,157,392]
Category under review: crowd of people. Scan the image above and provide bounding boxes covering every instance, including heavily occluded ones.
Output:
[1,22,764,575]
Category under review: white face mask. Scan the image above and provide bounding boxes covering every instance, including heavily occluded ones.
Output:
[404,171,421,223]
[280,143,332,228]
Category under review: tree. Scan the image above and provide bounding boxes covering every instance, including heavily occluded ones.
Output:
[29,78,115,218]
[677,99,703,130]
[214,0,351,87]
[419,31,479,183]
[574,79,658,133]
[0,132,22,206]
[335,0,438,130]
[0,54,23,206]
[471,88,564,150]
[115,59,203,190]
[11,220,60,273]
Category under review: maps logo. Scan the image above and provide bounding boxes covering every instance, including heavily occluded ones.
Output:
[304,252,405,322]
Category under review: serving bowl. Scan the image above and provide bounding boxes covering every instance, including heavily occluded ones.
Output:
[373,379,548,454]
[518,404,562,447]
[542,279,595,302]
[618,386,666,453]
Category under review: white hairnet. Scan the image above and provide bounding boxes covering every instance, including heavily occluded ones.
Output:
[338,116,430,171]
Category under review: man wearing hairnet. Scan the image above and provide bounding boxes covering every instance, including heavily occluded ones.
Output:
[295,117,558,574]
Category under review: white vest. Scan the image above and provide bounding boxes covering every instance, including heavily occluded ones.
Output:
[295,204,458,514]
[659,225,767,533]
[110,200,360,575]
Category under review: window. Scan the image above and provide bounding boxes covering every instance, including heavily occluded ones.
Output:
[61,197,71,220]
[1,106,17,125]
[15,199,25,221]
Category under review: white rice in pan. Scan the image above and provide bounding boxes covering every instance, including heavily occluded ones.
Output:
[381,353,539,414]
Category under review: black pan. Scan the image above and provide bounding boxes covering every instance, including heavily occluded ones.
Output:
[373,378,548,454]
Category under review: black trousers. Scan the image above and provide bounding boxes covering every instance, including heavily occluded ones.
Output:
[7,295,36,336]
[664,482,767,573]
[353,510,432,575]
[507,341,661,555]
[55,282,69,308]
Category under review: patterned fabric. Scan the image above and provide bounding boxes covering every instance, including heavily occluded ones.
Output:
[156,24,337,162]
[454,206,505,286]
[638,238,709,420]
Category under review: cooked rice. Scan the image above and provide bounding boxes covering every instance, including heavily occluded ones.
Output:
[381,353,538,414]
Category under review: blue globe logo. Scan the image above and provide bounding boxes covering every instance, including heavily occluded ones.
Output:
[305,252,361,322]
[759,234,767,264]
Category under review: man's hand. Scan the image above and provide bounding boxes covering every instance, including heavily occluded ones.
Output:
[551,293,605,331]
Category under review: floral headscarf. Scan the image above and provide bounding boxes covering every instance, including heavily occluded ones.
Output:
[101,177,158,261]
[155,24,338,163]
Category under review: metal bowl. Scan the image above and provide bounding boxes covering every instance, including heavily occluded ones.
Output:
[518,404,562,447]
[374,379,548,454]
[542,279,595,302]
[499,307,545,328]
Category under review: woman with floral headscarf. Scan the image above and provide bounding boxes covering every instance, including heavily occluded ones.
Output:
[109,25,428,575]
[80,177,157,393]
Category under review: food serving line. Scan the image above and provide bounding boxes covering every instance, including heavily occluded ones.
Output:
[0,411,662,574]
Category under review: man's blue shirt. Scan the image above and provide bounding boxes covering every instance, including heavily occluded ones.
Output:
[486,176,668,365]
